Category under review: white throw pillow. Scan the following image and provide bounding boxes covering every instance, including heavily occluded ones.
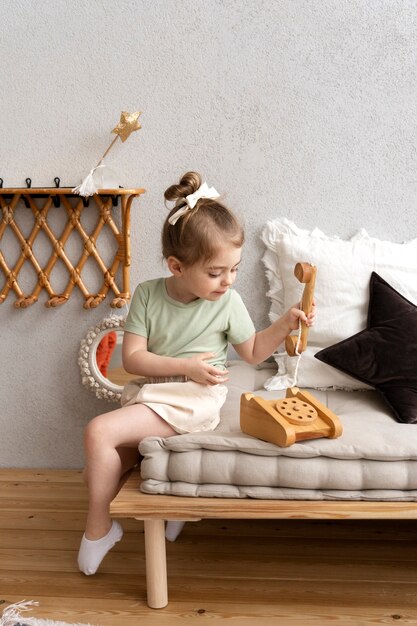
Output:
[261,218,417,390]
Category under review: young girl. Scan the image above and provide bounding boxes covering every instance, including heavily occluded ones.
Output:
[78,171,315,575]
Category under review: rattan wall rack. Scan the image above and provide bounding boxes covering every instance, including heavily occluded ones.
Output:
[0,181,145,308]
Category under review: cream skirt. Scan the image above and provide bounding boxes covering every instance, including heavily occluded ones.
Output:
[121,379,228,434]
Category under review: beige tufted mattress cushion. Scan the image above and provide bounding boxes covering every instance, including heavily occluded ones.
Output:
[139,362,417,500]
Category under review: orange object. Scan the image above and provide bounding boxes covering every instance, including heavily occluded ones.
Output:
[96,331,117,378]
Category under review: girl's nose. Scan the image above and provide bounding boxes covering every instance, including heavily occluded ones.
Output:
[222,273,233,286]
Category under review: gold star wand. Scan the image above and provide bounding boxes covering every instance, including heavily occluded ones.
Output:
[73,110,142,196]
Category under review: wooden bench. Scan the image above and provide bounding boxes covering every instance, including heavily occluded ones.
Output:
[110,470,417,609]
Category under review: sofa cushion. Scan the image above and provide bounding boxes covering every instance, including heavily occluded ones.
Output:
[261,218,417,390]
[315,272,417,424]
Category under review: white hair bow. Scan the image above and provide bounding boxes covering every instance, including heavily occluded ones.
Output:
[168,181,220,225]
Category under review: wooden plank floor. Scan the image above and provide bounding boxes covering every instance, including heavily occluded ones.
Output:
[1,470,417,625]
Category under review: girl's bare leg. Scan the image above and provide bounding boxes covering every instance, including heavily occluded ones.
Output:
[82,446,139,495]
[78,403,176,574]
[83,403,176,538]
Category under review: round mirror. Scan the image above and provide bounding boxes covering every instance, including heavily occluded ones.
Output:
[78,315,131,402]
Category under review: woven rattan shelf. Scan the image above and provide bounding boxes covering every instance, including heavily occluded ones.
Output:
[0,187,145,308]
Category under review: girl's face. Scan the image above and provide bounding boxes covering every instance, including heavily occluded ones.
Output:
[170,244,242,303]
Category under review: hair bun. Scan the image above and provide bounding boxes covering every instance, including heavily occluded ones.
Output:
[164,171,202,204]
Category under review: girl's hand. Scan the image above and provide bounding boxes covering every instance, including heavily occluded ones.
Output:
[285,299,317,332]
[185,353,229,386]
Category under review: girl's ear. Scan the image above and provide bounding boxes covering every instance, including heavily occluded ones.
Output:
[167,256,184,276]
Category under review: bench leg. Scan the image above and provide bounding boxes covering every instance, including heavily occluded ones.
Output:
[143,519,168,608]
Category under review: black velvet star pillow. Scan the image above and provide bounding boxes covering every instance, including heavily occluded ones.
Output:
[315,272,417,424]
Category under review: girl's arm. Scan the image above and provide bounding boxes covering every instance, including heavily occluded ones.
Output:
[122,332,228,385]
[232,304,316,366]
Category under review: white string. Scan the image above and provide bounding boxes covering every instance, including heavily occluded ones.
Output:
[270,308,303,388]
[291,315,303,387]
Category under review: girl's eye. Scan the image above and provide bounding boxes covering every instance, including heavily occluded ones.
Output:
[209,273,221,278]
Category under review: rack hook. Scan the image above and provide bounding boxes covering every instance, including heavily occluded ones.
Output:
[23,178,32,207]
[53,177,61,207]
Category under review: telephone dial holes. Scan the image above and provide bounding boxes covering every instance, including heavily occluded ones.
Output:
[275,398,319,425]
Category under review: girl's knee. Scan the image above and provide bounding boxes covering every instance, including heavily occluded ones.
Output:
[84,415,110,449]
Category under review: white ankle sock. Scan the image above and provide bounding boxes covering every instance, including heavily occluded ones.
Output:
[78,520,123,575]
[165,520,186,542]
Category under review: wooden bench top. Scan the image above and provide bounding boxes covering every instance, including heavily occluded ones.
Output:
[110,471,417,521]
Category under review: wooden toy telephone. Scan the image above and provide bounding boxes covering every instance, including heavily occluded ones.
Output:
[240,262,343,447]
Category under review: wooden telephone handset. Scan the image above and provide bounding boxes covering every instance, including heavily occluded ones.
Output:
[285,262,317,357]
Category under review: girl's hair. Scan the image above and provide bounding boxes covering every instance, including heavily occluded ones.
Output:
[162,171,244,266]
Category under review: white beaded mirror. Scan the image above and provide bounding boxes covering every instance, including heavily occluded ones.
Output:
[78,315,130,402]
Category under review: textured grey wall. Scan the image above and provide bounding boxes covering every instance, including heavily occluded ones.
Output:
[1,0,417,467]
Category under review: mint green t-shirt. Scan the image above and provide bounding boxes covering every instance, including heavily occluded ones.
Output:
[124,278,255,369]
